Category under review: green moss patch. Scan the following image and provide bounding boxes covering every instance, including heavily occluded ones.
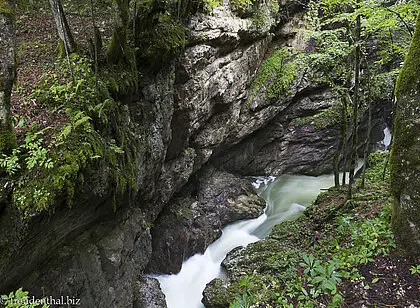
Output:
[0,0,13,15]
[395,12,420,97]
[137,13,187,69]
[250,48,297,103]
[290,101,342,129]
[0,126,16,153]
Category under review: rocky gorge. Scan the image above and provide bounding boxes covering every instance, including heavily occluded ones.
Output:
[0,0,394,307]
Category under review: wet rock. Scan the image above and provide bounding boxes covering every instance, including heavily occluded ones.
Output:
[133,277,167,308]
[146,168,266,274]
[211,87,339,175]
[202,219,309,308]
[15,208,153,308]
[202,278,232,308]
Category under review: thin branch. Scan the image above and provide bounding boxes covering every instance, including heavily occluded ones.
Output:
[384,6,414,38]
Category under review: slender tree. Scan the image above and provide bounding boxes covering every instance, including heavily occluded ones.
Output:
[360,62,373,188]
[49,0,76,54]
[89,0,101,94]
[341,93,349,186]
[391,12,420,255]
[0,0,17,153]
[347,3,361,199]
[312,0,418,190]
[334,93,347,188]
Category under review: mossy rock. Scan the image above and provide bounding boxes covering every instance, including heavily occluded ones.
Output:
[394,12,420,98]
[391,12,420,254]
[136,14,187,70]
[0,126,16,153]
[249,48,297,105]
[202,278,233,308]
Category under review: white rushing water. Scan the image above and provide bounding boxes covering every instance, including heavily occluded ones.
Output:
[382,126,392,150]
[155,172,339,308]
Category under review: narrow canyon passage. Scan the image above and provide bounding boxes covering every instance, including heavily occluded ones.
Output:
[156,173,338,308]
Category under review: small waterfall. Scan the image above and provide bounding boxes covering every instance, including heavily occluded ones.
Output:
[155,215,266,308]
[154,172,338,308]
[382,126,392,150]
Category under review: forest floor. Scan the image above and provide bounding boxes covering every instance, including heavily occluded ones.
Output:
[10,6,420,308]
[342,254,420,307]
[11,5,113,143]
[314,190,420,307]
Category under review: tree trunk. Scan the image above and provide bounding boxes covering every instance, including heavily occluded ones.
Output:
[0,0,17,153]
[341,94,349,186]
[334,95,347,188]
[361,71,372,188]
[49,0,76,54]
[391,12,420,255]
[106,0,131,64]
[347,9,361,199]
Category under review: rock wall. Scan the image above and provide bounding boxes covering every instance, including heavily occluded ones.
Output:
[0,1,391,307]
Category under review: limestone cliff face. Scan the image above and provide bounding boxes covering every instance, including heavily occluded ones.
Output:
[0,1,390,307]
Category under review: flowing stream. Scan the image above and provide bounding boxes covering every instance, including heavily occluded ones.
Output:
[155,173,339,308]
[382,126,392,150]
[154,124,388,307]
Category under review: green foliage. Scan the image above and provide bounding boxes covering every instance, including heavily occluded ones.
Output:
[360,0,418,66]
[364,151,390,182]
[294,203,394,305]
[300,255,342,297]
[295,28,351,86]
[230,292,254,308]
[231,0,253,12]
[0,127,54,176]
[295,0,419,132]
[203,0,222,13]
[290,101,343,129]
[0,0,14,15]
[0,148,20,175]
[250,48,297,103]
[410,264,420,275]
[1,54,137,216]
[33,55,98,110]
[230,276,256,308]
[1,288,48,308]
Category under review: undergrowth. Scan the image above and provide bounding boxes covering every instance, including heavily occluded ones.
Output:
[0,54,136,217]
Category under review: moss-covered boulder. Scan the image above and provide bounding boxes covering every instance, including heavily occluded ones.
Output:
[391,12,420,255]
